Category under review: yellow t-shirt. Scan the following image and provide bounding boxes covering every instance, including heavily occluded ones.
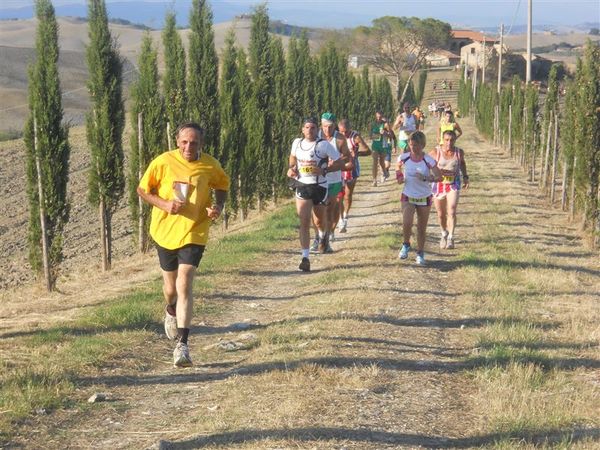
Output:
[139,150,230,249]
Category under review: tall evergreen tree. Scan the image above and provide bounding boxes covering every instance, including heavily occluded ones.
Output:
[270,36,290,195]
[577,41,600,238]
[248,4,274,205]
[129,33,165,251]
[237,49,258,217]
[219,29,246,214]
[187,0,219,152]
[162,11,187,146]
[85,0,125,271]
[285,37,303,125]
[23,0,70,291]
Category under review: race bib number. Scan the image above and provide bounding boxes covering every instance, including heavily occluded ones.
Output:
[408,196,429,206]
[299,166,314,175]
[442,175,455,184]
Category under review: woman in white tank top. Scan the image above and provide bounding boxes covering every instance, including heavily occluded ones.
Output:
[396,131,442,265]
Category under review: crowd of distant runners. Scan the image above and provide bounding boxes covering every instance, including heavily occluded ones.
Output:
[288,107,469,272]
[136,105,469,367]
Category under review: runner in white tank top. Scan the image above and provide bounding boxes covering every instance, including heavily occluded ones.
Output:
[318,112,352,253]
[288,117,347,272]
[396,131,442,266]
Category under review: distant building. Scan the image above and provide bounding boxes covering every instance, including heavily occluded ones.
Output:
[348,54,370,69]
[426,49,461,67]
[450,29,487,53]
[460,39,507,71]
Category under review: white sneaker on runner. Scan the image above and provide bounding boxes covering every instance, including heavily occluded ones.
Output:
[164,305,177,340]
[399,243,410,259]
[446,238,455,249]
[416,252,426,266]
[173,342,192,367]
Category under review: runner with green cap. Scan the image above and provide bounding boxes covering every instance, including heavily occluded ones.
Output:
[314,111,353,252]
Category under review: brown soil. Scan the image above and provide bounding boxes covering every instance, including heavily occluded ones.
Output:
[1,117,598,449]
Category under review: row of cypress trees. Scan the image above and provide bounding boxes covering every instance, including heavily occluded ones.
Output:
[24,0,395,290]
[459,40,600,246]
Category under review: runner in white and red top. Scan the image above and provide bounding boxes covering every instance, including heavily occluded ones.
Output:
[338,118,371,233]
[287,117,347,272]
[396,131,442,265]
[429,129,469,249]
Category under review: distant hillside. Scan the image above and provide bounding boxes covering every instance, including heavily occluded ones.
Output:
[0,1,249,28]
[0,16,307,134]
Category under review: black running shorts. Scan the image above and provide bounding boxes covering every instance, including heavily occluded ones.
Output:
[295,183,328,205]
[156,243,205,271]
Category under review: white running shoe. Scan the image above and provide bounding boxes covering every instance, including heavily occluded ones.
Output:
[416,252,426,266]
[446,238,455,249]
[399,243,410,259]
[339,218,348,233]
[164,305,177,340]
[173,342,192,367]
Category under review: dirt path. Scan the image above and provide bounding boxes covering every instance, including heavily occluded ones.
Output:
[4,118,598,449]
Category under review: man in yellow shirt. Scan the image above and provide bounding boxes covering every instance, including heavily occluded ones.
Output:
[137,122,230,367]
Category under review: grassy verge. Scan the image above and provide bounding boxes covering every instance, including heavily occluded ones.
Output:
[0,204,298,439]
[456,190,599,447]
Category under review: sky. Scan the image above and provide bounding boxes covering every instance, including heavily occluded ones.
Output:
[1,0,599,29]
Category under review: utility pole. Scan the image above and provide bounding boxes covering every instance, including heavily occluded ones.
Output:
[482,36,486,84]
[497,23,504,94]
[526,0,532,83]
[464,53,469,82]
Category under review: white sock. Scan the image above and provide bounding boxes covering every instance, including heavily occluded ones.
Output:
[441,229,448,237]
[302,249,310,258]
[448,233,454,240]
[318,230,326,239]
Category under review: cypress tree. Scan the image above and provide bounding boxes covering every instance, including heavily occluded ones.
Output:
[298,35,317,116]
[510,75,524,147]
[270,36,290,195]
[129,33,165,251]
[248,5,274,205]
[162,11,187,146]
[219,29,246,215]
[188,0,219,152]
[237,48,257,217]
[577,41,600,238]
[23,0,70,290]
[85,0,125,271]
[285,37,303,125]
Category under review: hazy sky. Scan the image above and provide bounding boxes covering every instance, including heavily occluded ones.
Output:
[2,0,599,28]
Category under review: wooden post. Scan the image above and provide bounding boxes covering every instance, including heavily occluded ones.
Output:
[100,199,109,271]
[561,158,568,211]
[33,115,53,292]
[569,156,577,221]
[138,112,145,253]
[521,106,527,166]
[493,104,499,146]
[238,174,245,221]
[497,23,504,94]
[167,121,173,150]
[508,104,513,157]
[550,113,559,204]
[542,112,553,190]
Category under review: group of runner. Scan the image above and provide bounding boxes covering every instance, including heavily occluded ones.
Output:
[288,107,469,271]
[134,110,469,367]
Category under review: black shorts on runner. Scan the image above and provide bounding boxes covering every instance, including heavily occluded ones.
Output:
[156,243,206,271]
[295,183,328,205]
